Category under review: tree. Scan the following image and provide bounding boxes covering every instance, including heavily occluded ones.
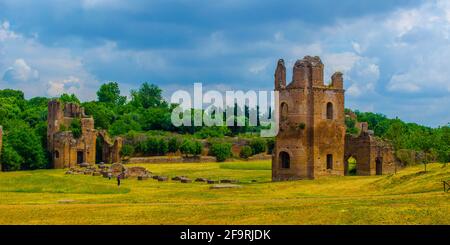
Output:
[82,102,115,129]
[130,82,164,109]
[0,143,23,171]
[59,93,80,104]
[109,113,142,136]
[2,122,46,170]
[97,82,126,105]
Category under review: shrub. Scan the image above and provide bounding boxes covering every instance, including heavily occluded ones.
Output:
[180,139,194,157]
[168,137,180,153]
[158,138,168,155]
[192,141,203,156]
[249,138,266,155]
[239,146,253,159]
[120,144,135,157]
[194,126,231,139]
[145,137,159,155]
[396,149,416,166]
[210,142,232,162]
[266,138,275,154]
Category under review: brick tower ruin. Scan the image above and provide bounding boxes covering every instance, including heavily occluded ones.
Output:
[47,100,122,169]
[272,56,346,180]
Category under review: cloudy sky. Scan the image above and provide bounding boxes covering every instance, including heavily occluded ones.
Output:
[0,0,449,127]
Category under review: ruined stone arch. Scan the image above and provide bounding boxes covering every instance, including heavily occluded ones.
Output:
[279,151,291,169]
[344,154,357,176]
[375,157,383,175]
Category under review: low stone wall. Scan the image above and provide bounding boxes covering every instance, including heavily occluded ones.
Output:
[248,153,272,161]
[127,156,217,164]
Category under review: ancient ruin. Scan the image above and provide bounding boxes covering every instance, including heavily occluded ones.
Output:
[47,100,123,169]
[345,122,397,175]
[272,56,396,180]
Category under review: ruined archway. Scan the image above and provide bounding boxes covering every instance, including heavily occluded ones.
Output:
[279,151,290,169]
[96,130,123,164]
[96,135,105,164]
[376,157,382,175]
[344,155,357,176]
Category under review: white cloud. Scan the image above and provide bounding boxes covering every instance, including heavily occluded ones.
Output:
[47,76,82,97]
[2,59,39,83]
[0,21,18,41]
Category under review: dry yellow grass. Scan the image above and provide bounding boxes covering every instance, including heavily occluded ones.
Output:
[0,160,449,224]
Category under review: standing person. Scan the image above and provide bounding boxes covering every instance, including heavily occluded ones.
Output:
[117,174,121,189]
[108,172,112,180]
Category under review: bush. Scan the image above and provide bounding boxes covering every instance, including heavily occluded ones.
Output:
[180,139,203,157]
[239,146,253,159]
[168,137,180,153]
[158,138,168,155]
[266,138,275,154]
[210,142,232,162]
[145,137,159,155]
[120,144,135,157]
[249,138,266,155]
[396,149,416,166]
[179,140,192,156]
[192,141,203,156]
[194,126,231,139]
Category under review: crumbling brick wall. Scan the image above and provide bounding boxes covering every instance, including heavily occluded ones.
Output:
[344,122,397,175]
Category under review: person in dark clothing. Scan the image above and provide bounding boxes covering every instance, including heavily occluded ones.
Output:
[117,175,121,188]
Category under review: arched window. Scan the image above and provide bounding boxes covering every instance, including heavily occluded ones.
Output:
[279,151,290,169]
[54,150,59,159]
[326,102,333,120]
[326,154,333,169]
[280,102,288,121]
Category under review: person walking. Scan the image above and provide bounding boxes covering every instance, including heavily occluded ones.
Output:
[117,174,121,189]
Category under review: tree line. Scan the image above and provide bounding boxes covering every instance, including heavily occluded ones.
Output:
[0,82,448,170]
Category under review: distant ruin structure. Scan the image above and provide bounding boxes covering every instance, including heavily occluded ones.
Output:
[47,100,122,169]
[272,56,396,180]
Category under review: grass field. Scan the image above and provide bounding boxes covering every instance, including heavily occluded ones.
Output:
[0,160,449,224]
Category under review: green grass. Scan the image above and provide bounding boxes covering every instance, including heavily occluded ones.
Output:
[219,160,271,170]
[0,160,448,224]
